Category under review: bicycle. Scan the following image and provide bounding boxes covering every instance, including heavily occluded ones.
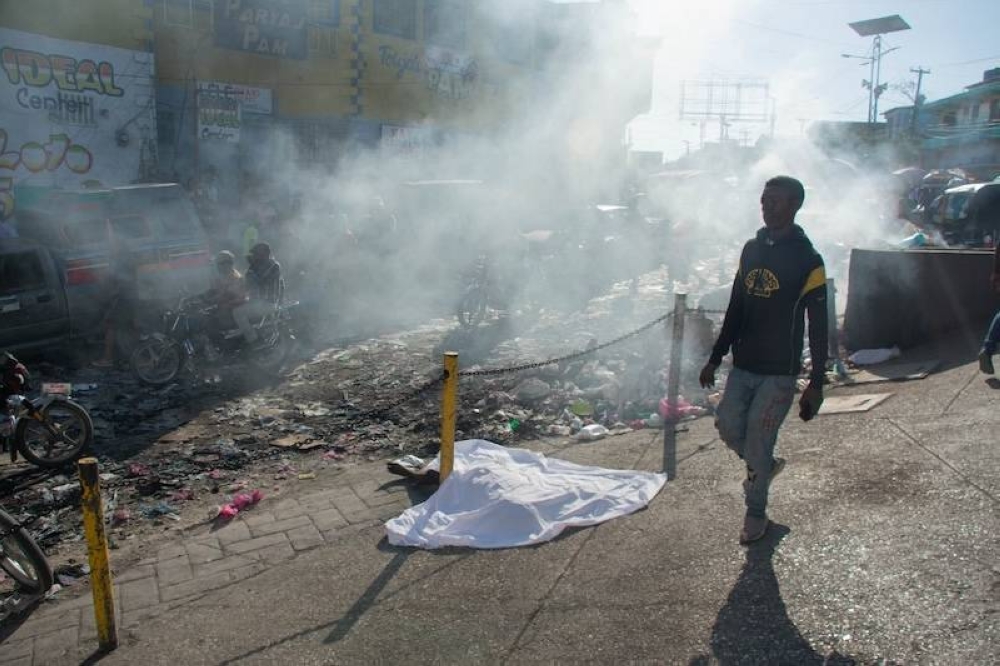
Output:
[456,232,555,329]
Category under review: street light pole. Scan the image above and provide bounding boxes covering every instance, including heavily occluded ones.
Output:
[846,15,911,124]
[868,36,879,122]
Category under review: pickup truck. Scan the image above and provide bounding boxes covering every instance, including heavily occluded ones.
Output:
[0,183,212,356]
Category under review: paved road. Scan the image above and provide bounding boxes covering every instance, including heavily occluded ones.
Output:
[2,339,997,665]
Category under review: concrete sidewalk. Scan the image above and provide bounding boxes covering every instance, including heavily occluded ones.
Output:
[2,342,998,665]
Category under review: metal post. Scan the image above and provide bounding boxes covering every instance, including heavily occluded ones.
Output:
[78,457,118,652]
[439,352,458,481]
[664,293,687,479]
[825,278,846,377]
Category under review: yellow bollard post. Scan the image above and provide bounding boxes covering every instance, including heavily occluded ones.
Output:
[78,457,118,652]
[439,352,459,481]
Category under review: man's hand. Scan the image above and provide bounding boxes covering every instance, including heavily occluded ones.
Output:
[699,362,718,388]
[991,272,1000,292]
[799,386,823,421]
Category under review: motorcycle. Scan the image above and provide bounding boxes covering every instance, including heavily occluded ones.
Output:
[1,382,93,470]
[129,296,298,386]
[1,505,54,603]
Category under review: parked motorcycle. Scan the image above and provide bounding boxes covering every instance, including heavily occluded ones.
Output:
[1,505,54,601]
[129,296,297,386]
[1,366,93,469]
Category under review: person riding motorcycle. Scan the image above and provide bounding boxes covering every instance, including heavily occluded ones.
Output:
[198,251,248,344]
[233,242,283,346]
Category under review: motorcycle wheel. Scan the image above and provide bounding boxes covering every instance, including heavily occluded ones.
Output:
[131,339,182,386]
[249,330,291,372]
[0,507,53,594]
[14,399,93,469]
[457,287,488,329]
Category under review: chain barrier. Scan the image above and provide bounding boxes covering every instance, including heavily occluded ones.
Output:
[333,305,722,423]
[457,311,674,378]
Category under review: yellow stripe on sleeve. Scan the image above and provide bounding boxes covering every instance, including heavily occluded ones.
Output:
[800,265,826,296]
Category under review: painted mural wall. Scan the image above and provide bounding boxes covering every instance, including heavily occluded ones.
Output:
[0,27,156,193]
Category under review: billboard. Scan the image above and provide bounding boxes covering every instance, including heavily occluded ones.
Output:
[0,27,156,192]
[214,0,309,60]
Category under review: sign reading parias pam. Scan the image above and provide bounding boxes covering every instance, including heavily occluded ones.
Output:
[0,27,156,187]
[214,0,308,60]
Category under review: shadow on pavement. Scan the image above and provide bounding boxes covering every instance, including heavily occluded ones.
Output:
[215,538,474,664]
[324,548,410,643]
[690,523,857,666]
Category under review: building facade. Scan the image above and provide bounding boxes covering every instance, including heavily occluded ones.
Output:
[917,68,1000,177]
[151,0,551,207]
[1,0,654,210]
[0,0,158,201]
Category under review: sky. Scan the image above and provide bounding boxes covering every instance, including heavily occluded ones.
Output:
[618,0,1000,159]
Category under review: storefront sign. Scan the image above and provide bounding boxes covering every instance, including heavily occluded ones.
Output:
[0,27,156,189]
[377,44,478,101]
[381,125,436,154]
[214,0,308,60]
[197,82,241,142]
[200,80,272,115]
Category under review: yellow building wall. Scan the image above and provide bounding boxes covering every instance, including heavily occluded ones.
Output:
[152,2,356,117]
[357,0,536,132]
[150,0,536,131]
[0,0,152,51]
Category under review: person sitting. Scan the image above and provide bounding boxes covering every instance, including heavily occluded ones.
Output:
[202,250,248,336]
[233,243,282,346]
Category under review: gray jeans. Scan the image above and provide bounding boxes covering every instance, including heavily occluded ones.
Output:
[715,367,797,518]
[232,301,273,344]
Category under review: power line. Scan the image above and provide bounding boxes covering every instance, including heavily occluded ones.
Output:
[933,55,1000,68]
[727,18,839,45]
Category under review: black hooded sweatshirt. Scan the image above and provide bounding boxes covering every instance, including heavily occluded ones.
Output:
[709,224,829,389]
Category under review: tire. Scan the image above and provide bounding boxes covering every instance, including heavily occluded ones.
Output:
[0,507,53,594]
[130,339,182,386]
[457,286,488,329]
[15,399,93,469]
[249,328,291,372]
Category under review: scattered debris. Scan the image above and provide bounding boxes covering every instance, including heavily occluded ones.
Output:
[819,393,894,415]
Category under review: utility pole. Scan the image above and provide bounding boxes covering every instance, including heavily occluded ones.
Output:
[910,66,930,132]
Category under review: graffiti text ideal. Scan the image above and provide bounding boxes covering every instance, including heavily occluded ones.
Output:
[1,47,124,97]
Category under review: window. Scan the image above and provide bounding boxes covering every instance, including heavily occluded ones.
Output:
[990,99,1000,122]
[163,0,212,28]
[942,111,957,127]
[308,25,338,56]
[373,0,417,39]
[110,215,153,240]
[488,0,535,64]
[425,0,466,49]
[63,218,108,246]
[971,102,981,123]
[309,0,339,26]
[0,252,46,295]
[157,109,176,146]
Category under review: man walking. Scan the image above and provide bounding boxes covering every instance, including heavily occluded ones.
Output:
[699,176,828,544]
[976,241,1000,374]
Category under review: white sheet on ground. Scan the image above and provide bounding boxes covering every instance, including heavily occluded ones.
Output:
[384,439,667,549]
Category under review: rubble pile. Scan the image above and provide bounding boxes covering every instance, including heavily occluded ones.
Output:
[1,271,727,567]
